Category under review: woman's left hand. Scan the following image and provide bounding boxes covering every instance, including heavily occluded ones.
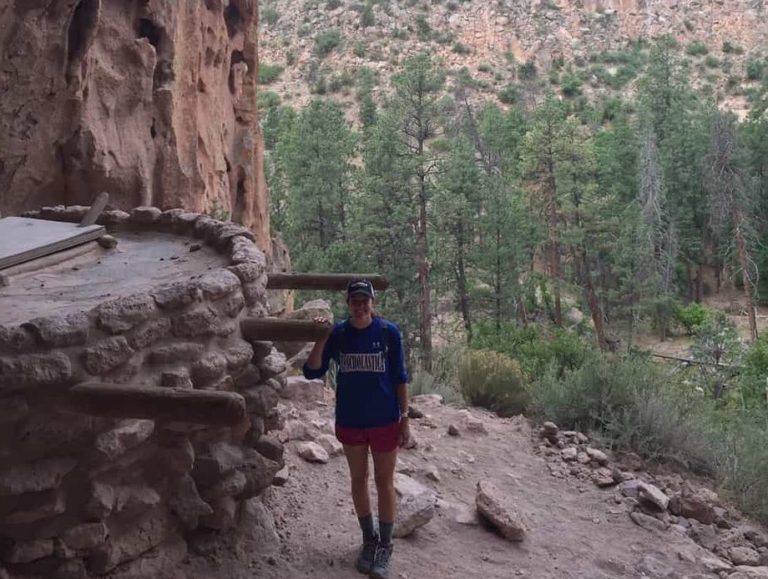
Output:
[398,417,410,448]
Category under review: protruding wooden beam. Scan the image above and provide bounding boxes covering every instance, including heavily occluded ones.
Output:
[79,192,110,227]
[266,273,389,291]
[66,383,247,426]
[241,317,330,342]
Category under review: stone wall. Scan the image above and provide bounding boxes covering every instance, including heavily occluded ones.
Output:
[0,206,286,578]
[0,0,270,251]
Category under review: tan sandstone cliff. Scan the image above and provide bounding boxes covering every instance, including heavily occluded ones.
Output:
[0,0,270,250]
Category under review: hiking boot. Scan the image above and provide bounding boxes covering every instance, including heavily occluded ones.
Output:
[369,544,393,579]
[355,534,379,574]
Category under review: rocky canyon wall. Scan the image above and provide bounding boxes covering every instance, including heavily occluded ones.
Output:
[0,0,270,251]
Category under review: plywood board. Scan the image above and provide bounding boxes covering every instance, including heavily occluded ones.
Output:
[0,217,105,270]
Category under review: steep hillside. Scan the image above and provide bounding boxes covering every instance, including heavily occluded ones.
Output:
[258,0,768,117]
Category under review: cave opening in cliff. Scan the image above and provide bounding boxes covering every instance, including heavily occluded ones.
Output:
[229,50,245,94]
[66,0,99,74]
[224,3,243,38]
[233,166,246,224]
[137,18,162,50]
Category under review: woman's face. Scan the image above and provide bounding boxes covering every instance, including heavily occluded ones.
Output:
[348,294,373,320]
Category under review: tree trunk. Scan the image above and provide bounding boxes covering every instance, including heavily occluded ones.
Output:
[517,300,528,328]
[574,245,608,351]
[545,165,562,326]
[455,223,472,343]
[495,226,502,331]
[417,179,432,371]
[734,208,758,343]
[696,262,704,303]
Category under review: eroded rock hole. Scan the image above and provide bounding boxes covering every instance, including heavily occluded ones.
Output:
[137,18,161,49]
[150,118,156,139]
[228,50,245,94]
[224,4,242,38]
[233,167,246,223]
[66,0,100,74]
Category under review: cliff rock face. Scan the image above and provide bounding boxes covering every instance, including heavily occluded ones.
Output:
[0,0,270,250]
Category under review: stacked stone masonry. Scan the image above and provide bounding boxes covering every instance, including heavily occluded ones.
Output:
[0,206,286,578]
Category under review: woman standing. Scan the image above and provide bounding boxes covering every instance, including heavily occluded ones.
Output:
[303,279,409,579]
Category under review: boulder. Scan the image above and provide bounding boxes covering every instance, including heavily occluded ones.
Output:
[394,474,436,538]
[629,511,668,533]
[637,481,669,511]
[561,447,578,462]
[296,442,329,464]
[475,480,526,541]
[236,498,280,558]
[585,447,609,465]
[669,485,719,525]
[281,376,325,403]
[315,434,344,458]
[731,546,762,566]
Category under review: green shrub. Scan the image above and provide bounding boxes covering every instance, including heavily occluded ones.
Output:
[360,3,375,27]
[686,40,709,56]
[326,0,342,9]
[675,302,710,335]
[353,41,367,58]
[472,323,587,379]
[315,29,342,57]
[453,67,478,89]
[708,410,768,523]
[415,15,431,40]
[452,42,470,55]
[258,63,284,84]
[256,90,281,110]
[478,63,493,73]
[261,6,279,25]
[560,71,582,97]
[298,23,312,37]
[531,352,713,467]
[497,84,520,104]
[738,334,768,409]
[328,69,354,92]
[722,41,743,55]
[746,58,765,81]
[704,55,720,68]
[518,59,537,80]
[286,50,297,66]
[459,350,528,417]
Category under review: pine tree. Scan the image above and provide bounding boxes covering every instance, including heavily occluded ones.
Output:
[704,111,759,343]
[521,94,567,326]
[278,99,356,271]
[388,53,446,371]
[433,137,481,342]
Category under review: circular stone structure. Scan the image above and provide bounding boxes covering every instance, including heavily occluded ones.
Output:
[0,205,285,579]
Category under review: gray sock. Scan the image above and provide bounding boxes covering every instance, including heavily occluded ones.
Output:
[359,514,377,542]
[379,520,394,547]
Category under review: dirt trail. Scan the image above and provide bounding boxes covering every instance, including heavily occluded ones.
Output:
[183,392,763,579]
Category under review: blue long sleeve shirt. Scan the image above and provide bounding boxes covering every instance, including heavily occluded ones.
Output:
[303,317,408,428]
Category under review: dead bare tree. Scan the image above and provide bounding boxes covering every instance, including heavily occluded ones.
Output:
[638,129,679,340]
[703,111,759,343]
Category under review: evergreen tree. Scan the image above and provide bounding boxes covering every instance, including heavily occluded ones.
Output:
[433,137,481,342]
[277,99,356,271]
[521,94,568,326]
[703,111,759,343]
[388,53,446,371]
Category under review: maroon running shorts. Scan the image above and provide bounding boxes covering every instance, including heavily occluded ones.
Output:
[335,421,400,453]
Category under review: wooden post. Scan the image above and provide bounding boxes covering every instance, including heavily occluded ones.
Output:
[266,273,389,291]
[241,317,331,342]
[79,192,110,227]
[66,383,247,426]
